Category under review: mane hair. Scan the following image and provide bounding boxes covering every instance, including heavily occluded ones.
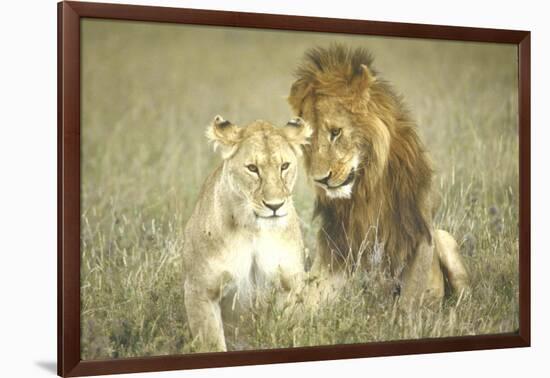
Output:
[296,45,376,84]
[291,45,435,277]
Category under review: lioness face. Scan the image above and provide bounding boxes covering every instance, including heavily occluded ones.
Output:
[302,97,361,199]
[207,116,312,228]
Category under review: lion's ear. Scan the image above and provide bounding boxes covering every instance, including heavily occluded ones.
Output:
[282,117,312,156]
[287,79,311,117]
[206,115,242,159]
[349,64,377,111]
[352,64,377,93]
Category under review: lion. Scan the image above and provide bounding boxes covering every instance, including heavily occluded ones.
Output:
[182,115,311,352]
[287,45,469,304]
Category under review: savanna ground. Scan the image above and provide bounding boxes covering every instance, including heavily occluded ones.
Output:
[80,19,519,359]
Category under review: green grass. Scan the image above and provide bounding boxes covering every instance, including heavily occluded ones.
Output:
[80,19,519,359]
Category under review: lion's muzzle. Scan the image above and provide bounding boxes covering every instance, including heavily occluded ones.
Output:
[313,168,356,199]
[314,169,356,190]
[254,200,288,219]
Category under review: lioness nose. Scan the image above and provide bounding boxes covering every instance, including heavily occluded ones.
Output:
[314,172,332,186]
[263,201,284,212]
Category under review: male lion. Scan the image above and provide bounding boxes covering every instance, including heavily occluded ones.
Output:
[288,45,469,304]
[182,115,311,352]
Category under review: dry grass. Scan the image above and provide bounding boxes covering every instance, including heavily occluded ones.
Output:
[80,19,519,359]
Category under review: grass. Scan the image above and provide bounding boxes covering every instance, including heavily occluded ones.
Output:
[80,19,519,359]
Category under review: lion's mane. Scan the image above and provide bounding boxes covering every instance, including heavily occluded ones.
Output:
[289,45,436,277]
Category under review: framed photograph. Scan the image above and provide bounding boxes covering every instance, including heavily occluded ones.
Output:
[58,1,530,376]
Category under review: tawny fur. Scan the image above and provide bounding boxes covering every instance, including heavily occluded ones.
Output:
[288,45,469,304]
[182,116,311,351]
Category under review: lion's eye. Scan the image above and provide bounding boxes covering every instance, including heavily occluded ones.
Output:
[246,164,259,173]
[330,128,342,140]
[281,162,290,171]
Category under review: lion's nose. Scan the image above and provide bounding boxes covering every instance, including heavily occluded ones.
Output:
[314,172,332,186]
[263,201,284,212]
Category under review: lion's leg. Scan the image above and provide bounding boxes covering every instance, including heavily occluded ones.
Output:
[435,229,470,295]
[400,239,445,306]
[273,269,305,316]
[184,280,226,352]
[304,248,347,308]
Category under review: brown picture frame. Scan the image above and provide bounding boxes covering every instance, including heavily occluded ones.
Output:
[58,1,531,376]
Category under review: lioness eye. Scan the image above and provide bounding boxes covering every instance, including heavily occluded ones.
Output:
[330,128,342,139]
[281,162,290,171]
[246,164,258,173]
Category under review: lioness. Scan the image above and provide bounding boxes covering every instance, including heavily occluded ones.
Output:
[182,115,311,352]
[288,45,469,305]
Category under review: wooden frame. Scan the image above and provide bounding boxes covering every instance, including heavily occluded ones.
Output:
[58,1,531,376]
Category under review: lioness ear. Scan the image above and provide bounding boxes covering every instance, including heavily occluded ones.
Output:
[287,79,312,117]
[282,117,312,156]
[206,115,242,159]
